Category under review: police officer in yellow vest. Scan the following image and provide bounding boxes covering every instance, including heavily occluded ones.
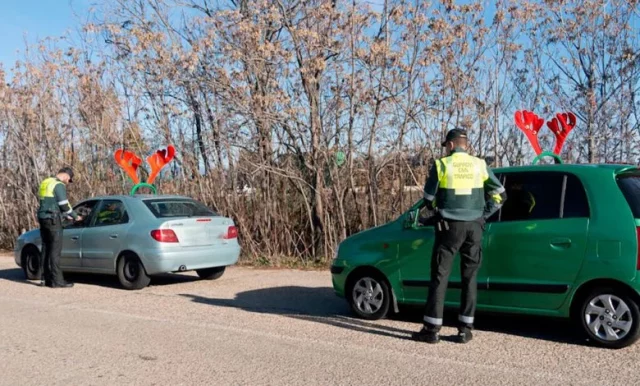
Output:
[412,129,506,344]
[37,167,82,288]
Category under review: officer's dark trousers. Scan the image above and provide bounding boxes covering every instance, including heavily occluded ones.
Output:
[423,219,484,333]
[38,217,65,286]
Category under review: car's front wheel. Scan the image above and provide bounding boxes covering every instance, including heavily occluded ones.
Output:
[117,253,151,290]
[578,287,640,349]
[22,246,42,281]
[196,266,226,280]
[347,272,391,320]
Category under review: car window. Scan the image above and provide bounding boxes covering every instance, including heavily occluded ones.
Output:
[617,175,640,218]
[93,200,129,227]
[562,173,590,218]
[500,172,563,222]
[143,198,218,218]
[486,173,505,223]
[64,200,99,228]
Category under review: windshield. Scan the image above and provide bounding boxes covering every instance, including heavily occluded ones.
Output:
[143,198,218,218]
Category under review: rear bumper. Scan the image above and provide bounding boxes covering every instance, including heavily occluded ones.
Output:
[140,243,241,275]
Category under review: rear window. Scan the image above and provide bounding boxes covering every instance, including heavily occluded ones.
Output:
[617,176,640,218]
[143,198,218,218]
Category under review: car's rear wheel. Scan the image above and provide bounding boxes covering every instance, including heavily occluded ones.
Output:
[347,272,390,320]
[578,287,640,349]
[117,253,150,290]
[196,266,226,280]
[22,246,42,281]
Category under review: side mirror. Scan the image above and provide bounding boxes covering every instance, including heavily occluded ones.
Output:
[404,210,417,228]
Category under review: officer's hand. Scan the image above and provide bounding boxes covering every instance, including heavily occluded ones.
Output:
[75,216,83,222]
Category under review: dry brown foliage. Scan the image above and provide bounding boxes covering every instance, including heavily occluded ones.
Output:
[2,0,640,265]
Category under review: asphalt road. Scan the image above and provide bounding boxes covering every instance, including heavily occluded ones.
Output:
[0,255,637,386]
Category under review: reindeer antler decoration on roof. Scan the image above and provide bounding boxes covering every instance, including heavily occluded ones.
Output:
[514,110,545,156]
[114,145,176,195]
[514,110,576,164]
[114,149,142,185]
[546,112,577,155]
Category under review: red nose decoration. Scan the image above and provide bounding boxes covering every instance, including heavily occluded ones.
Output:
[147,145,175,184]
[514,110,544,155]
[546,112,576,155]
[114,149,142,184]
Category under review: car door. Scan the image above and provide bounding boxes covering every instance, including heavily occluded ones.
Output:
[398,202,490,306]
[60,200,100,268]
[81,199,132,272]
[483,171,590,310]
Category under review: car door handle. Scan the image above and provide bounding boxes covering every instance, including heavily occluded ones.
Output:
[71,236,79,241]
[550,238,571,249]
[109,234,118,239]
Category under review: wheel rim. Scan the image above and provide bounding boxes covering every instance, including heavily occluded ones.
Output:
[352,277,384,315]
[584,294,633,341]
[124,258,139,282]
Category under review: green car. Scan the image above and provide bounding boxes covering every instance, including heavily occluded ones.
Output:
[331,163,640,349]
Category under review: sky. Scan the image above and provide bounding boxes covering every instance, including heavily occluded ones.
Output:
[0,0,91,71]
[0,0,488,72]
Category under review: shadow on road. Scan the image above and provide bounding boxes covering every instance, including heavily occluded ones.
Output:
[181,287,413,340]
[181,286,586,346]
[0,267,200,289]
[65,272,200,289]
[0,268,42,286]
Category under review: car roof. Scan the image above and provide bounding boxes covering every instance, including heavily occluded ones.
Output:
[492,163,640,174]
[82,194,195,202]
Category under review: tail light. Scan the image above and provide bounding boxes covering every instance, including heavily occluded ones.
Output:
[223,226,238,239]
[151,229,179,243]
[636,227,640,270]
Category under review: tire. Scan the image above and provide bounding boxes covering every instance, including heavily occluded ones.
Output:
[22,245,43,280]
[346,272,391,320]
[196,266,226,280]
[22,246,42,281]
[117,253,150,290]
[577,287,640,349]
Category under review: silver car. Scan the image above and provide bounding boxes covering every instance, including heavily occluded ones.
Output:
[14,194,241,289]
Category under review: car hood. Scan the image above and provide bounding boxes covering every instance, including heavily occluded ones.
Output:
[18,229,41,242]
[338,220,397,254]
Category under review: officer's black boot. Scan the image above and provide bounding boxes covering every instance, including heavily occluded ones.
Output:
[456,328,473,344]
[412,327,440,344]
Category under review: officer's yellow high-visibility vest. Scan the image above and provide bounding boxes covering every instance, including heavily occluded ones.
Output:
[433,151,489,221]
[37,177,74,219]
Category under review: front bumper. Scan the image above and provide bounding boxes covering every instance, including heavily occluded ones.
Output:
[330,262,349,298]
[141,243,241,275]
[13,247,21,267]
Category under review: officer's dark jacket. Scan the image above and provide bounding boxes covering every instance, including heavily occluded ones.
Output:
[423,149,506,221]
[37,177,78,220]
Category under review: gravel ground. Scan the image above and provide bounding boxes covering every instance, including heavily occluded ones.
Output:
[0,254,637,386]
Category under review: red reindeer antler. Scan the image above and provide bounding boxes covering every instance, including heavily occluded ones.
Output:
[514,110,544,155]
[114,149,142,184]
[546,112,576,155]
[146,145,175,184]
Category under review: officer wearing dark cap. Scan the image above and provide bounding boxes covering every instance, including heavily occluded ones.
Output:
[412,129,506,344]
[36,167,82,288]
